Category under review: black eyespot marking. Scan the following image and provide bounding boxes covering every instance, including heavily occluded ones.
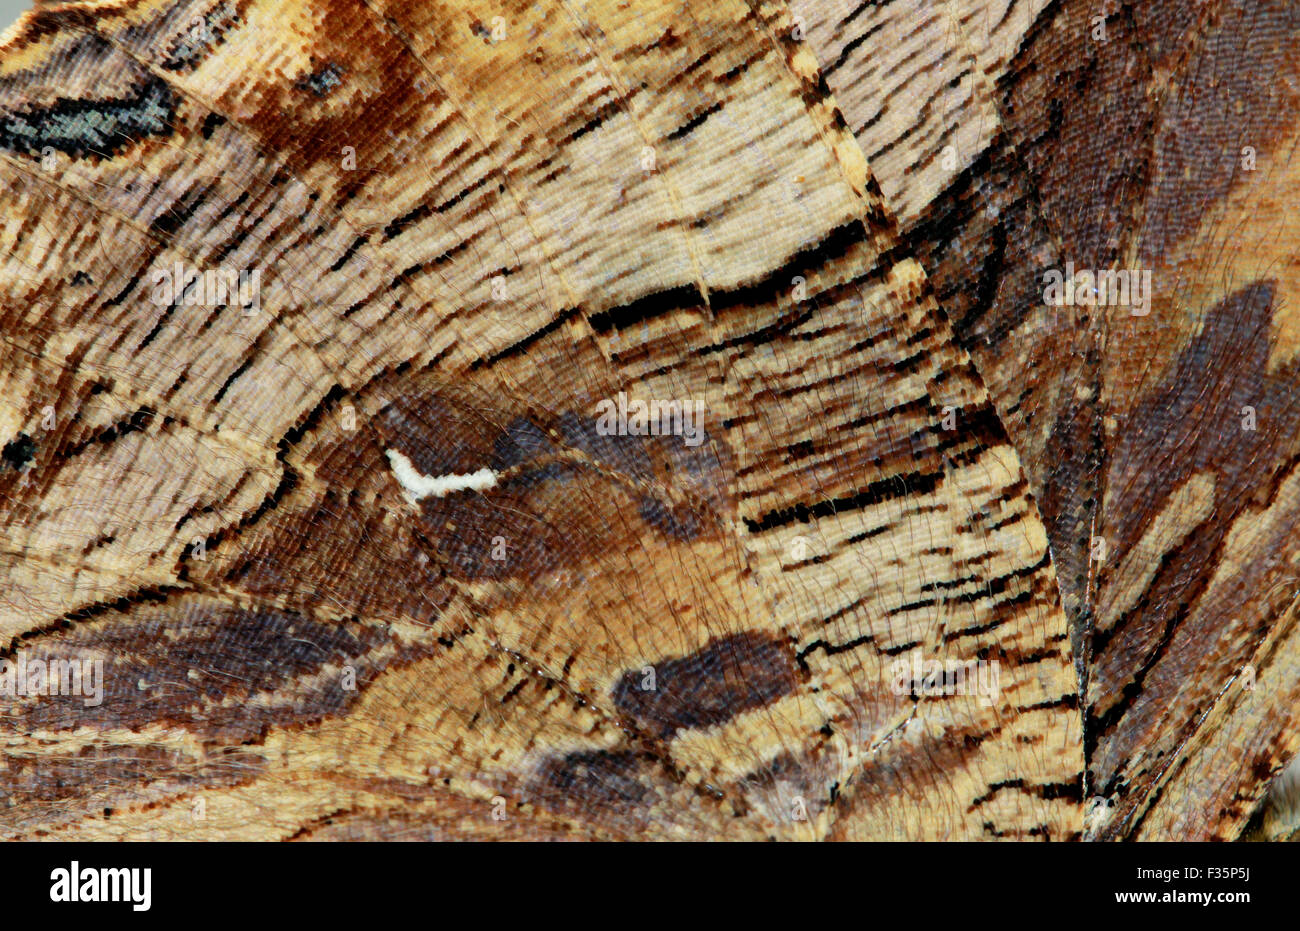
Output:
[3,433,36,470]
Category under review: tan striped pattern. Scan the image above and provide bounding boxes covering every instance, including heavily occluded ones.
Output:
[794,0,1300,838]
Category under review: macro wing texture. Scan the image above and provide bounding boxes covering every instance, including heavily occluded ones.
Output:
[0,0,1083,839]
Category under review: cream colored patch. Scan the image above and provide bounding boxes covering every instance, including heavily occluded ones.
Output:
[385,448,498,504]
[1097,471,1216,630]
[1084,796,1117,838]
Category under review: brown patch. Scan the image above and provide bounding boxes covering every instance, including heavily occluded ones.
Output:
[366,379,733,583]
[9,600,391,739]
[1140,0,1300,264]
[611,631,800,738]
[531,749,654,809]
[1002,1,1209,269]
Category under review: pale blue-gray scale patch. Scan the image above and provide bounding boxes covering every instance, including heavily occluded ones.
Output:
[0,76,176,158]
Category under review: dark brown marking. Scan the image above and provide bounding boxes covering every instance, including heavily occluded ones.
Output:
[612,631,800,738]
